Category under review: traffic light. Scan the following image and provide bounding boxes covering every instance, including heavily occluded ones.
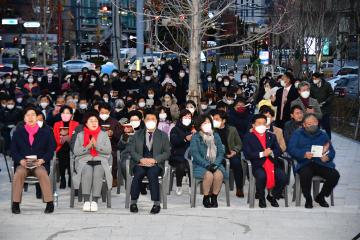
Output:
[13,36,19,45]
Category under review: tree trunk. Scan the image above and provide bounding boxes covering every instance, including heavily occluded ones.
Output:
[188,0,201,106]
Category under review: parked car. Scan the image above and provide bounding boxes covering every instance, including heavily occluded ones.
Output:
[336,66,358,76]
[327,74,358,89]
[63,60,96,73]
[31,66,49,77]
[334,75,359,98]
[128,56,159,70]
[81,51,108,62]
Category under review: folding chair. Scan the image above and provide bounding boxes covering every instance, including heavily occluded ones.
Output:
[0,136,11,182]
[69,153,112,208]
[246,156,289,208]
[10,153,58,208]
[229,152,248,191]
[184,148,231,208]
[124,157,169,209]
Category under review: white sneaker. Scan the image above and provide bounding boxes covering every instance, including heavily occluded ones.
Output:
[175,187,182,196]
[90,201,98,212]
[82,201,91,212]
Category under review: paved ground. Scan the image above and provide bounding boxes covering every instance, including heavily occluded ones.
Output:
[0,133,359,240]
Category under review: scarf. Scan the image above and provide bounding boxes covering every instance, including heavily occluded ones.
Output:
[83,126,101,157]
[24,123,39,146]
[199,131,217,163]
[253,130,275,189]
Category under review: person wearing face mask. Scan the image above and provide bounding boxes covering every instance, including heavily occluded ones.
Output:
[53,106,79,189]
[145,88,156,108]
[221,91,236,106]
[140,70,160,96]
[287,113,340,209]
[40,69,60,97]
[310,72,334,139]
[37,95,53,121]
[0,97,22,152]
[111,70,126,93]
[190,115,227,208]
[174,69,189,105]
[99,74,112,93]
[157,107,174,138]
[228,98,252,140]
[162,93,180,120]
[259,106,286,153]
[185,100,198,118]
[243,114,286,208]
[98,103,122,187]
[23,74,41,99]
[199,97,211,115]
[291,81,322,120]
[128,70,141,90]
[270,72,299,129]
[128,110,171,214]
[169,109,195,195]
[211,110,244,198]
[0,73,16,96]
[73,97,88,122]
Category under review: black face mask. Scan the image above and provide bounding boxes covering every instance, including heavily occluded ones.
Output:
[305,125,318,134]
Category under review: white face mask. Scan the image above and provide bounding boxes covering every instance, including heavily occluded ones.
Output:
[300,90,310,99]
[120,78,126,82]
[226,99,234,105]
[145,120,157,130]
[182,118,191,126]
[16,98,23,103]
[217,77,222,82]
[78,77,83,82]
[79,103,87,110]
[5,79,11,84]
[159,113,167,121]
[28,78,34,83]
[99,114,110,121]
[23,73,29,78]
[207,77,212,82]
[186,107,195,114]
[224,81,230,86]
[242,78,248,83]
[280,80,286,87]
[295,82,300,88]
[201,123,212,133]
[313,79,320,85]
[103,97,109,103]
[40,102,48,109]
[179,72,185,78]
[103,77,109,82]
[201,104,208,110]
[255,125,267,134]
[47,74,53,78]
[37,121,44,128]
[7,104,15,110]
[91,77,97,82]
[145,76,152,81]
[148,94,154,99]
[130,120,141,129]
[213,120,221,129]
[153,71,158,77]
[138,102,146,108]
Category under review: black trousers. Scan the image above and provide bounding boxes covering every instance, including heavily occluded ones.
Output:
[253,167,286,199]
[320,113,332,139]
[229,155,244,189]
[57,144,70,180]
[131,165,162,201]
[298,162,340,199]
[170,160,190,187]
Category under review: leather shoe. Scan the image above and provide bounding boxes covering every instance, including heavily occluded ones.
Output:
[150,205,161,214]
[12,202,20,214]
[266,195,279,207]
[259,198,267,208]
[44,202,54,214]
[305,199,313,209]
[202,195,212,208]
[130,203,138,213]
[315,195,329,208]
[236,188,244,198]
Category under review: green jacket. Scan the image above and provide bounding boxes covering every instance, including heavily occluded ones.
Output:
[227,126,243,155]
[310,80,334,115]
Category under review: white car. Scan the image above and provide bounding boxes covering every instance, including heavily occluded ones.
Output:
[81,51,108,62]
[63,60,96,73]
[128,56,159,70]
[326,74,358,89]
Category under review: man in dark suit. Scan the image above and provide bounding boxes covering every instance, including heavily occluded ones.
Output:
[243,114,286,208]
[271,72,299,129]
[39,69,60,98]
[129,109,171,214]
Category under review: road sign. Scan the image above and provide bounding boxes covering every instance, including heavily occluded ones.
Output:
[2,18,18,25]
[259,50,269,65]
[23,21,40,28]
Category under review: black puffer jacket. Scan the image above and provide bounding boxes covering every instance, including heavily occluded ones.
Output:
[169,120,192,163]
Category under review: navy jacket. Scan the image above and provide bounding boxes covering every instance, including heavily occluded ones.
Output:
[11,123,56,172]
[243,131,282,173]
[287,128,336,173]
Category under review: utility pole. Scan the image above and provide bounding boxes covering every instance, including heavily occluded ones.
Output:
[112,0,122,69]
[136,0,144,70]
[43,0,48,68]
[57,0,63,83]
[76,0,81,58]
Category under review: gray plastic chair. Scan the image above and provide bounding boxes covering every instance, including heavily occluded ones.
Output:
[184,148,231,208]
[229,152,248,191]
[69,153,112,208]
[246,157,289,208]
[294,174,334,207]
[124,157,169,209]
[116,150,125,194]
[10,153,58,208]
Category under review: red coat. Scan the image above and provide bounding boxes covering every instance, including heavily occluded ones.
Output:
[53,120,79,152]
